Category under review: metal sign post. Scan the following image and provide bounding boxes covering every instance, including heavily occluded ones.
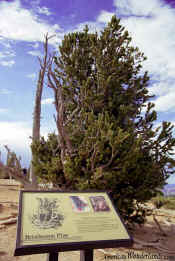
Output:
[80,250,93,261]
[47,252,59,261]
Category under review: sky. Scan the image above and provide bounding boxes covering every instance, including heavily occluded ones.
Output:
[0,0,175,184]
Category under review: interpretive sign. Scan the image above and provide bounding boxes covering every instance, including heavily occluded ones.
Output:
[14,191,133,256]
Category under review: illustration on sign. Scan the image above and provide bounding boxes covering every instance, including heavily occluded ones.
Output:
[29,197,64,229]
[89,196,110,212]
[70,196,90,212]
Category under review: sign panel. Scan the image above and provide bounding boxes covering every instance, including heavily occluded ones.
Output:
[15,191,132,256]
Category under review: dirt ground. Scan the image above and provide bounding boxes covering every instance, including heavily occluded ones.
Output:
[0,181,175,261]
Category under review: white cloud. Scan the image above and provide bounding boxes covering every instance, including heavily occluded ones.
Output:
[0,51,15,59]
[41,98,54,105]
[0,121,54,150]
[114,0,175,70]
[26,73,37,81]
[0,50,16,67]
[154,92,175,112]
[148,82,172,97]
[27,50,42,57]
[0,121,32,166]
[37,6,52,16]
[167,175,175,185]
[0,121,32,151]
[0,0,63,45]
[113,0,160,17]
[0,89,12,95]
[0,60,15,67]
[0,36,12,49]
[30,42,39,49]
[0,108,8,113]
[97,10,115,23]
[0,121,52,165]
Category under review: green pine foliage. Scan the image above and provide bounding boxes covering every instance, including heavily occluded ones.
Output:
[31,133,65,185]
[31,16,175,224]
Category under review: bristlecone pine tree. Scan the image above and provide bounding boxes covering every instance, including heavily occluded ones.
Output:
[31,16,175,224]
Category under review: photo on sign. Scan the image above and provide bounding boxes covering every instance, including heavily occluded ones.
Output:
[89,196,110,212]
[70,196,90,212]
[29,197,64,229]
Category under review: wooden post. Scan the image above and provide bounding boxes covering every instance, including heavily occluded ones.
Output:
[80,250,93,261]
[47,252,59,261]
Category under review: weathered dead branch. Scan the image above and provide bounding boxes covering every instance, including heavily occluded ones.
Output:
[0,217,17,226]
[30,33,55,187]
[47,62,74,164]
[0,215,16,221]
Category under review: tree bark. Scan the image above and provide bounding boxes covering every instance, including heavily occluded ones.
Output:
[47,65,73,166]
[30,34,53,187]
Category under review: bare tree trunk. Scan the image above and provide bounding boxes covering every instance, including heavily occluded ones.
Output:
[30,34,53,188]
[47,65,74,166]
[30,68,44,187]
[5,146,12,180]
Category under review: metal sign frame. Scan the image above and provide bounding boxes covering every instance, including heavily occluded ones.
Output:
[14,190,133,256]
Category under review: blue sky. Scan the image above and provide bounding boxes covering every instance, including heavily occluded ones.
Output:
[0,0,175,184]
